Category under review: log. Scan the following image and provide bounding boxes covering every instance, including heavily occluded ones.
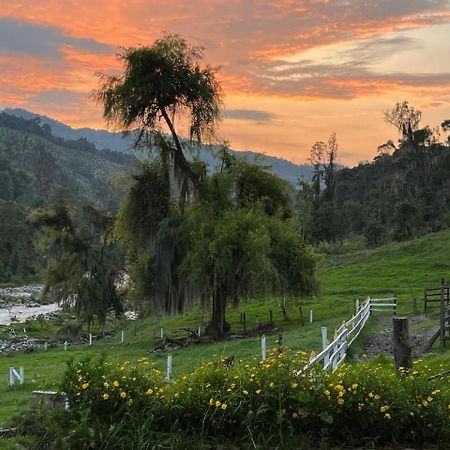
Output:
[393,317,412,374]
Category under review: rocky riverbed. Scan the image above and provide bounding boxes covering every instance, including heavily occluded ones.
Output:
[0,284,60,326]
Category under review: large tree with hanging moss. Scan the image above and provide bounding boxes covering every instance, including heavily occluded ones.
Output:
[98,35,317,337]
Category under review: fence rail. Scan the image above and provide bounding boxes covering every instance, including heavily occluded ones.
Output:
[300,296,396,373]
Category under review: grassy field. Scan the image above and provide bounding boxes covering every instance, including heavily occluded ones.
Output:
[1,229,450,430]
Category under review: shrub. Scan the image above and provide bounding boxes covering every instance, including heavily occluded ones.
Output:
[52,352,449,448]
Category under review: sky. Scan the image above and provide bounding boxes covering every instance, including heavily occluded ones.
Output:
[0,1,450,166]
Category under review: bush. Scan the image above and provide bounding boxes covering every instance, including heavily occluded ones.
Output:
[50,352,449,448]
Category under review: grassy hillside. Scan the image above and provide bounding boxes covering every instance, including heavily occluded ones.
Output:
[1,229,449,427]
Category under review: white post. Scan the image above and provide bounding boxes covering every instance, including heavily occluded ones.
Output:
[64,341,68,351]
[309,309,313,323]
[89,333,92,346]
[355,299,360,313]
[44,342,48,351]
[9,367,24,386]
[321,326,329,368]
[121,330,124,344]
[261,335,266,361]
[167,355,173,380]
[197,325,201,337]
[160,327,164,339]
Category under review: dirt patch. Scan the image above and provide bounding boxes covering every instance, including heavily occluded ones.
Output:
[363,314,440,359]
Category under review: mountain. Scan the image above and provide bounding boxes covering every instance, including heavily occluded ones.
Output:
[4,108,314,184]
[0,111,136,209]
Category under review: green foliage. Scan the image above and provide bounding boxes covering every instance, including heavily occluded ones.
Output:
[33,204,123,331]
[48,354,450,449]
[96,34,222,142]
[0,200,42,282]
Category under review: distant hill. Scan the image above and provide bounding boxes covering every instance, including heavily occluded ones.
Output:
[4,108,314,184]
[0,111,136,209]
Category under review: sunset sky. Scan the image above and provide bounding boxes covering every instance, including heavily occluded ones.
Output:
[1,1,450,166]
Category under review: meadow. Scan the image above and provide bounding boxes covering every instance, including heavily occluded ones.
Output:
[1,230,449,447]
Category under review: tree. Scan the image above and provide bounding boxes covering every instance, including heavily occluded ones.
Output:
[442,119,450,144]
[298,134,340,243]
[95,34,222,204]
[180,162,317,337]
[31,204,123,332]
[384,101,421,143]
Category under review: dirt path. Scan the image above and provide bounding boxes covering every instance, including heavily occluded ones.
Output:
[363,314,440,358]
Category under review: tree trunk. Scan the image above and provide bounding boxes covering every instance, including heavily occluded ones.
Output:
[206,285,230,339]
[393,317,412,375]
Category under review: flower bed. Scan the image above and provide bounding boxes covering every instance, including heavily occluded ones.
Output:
[57,351,449,448]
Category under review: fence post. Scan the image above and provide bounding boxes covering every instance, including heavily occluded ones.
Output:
[121,330,124,344]
[9,367,24,386]
[167,355,173,380]
[261,335,266,361]
[197,324,201,337]
[440,285,446,349]
[393,317,412,374]
[160,327,164,339]
[89,333,92,347]
[309,309,313,323]
[321,326,329,368]
[299,306,304,325]
[355,299,360,314]
[64,341,68,351]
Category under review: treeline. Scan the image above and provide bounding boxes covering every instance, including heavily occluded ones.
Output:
[297,102,450,246]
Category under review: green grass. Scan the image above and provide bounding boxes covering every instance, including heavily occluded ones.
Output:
[1,229,450,427]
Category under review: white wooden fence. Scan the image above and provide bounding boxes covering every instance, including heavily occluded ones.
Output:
[301,296,397,373]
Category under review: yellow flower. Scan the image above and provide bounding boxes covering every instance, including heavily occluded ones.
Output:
[324,389,330,396]
[120,391,127,399]
[127,398,133,406]
[292,412,298,418]
[337,398,344,405]
[380,406,389,413]
[103,393,109,400]
[243,390,249,395]
[352,383,358,389]
[368,392,374,398]
[103,382,109,388]
[146,388,153,396]
[431,390,440,395]
[221,403,227,410]
[209,398,214,406]
[291,382,298,389]
[81,383,89,390]
[374,394,380,400]
[384,413,391,420]
[215,400,221,407]
[422,400,429,407]
[269,382,274,388]
[113,380,119,387]
[256,389,261,395]
[427,396,433,402]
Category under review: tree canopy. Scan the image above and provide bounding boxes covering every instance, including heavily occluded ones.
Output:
[95,34,222,203]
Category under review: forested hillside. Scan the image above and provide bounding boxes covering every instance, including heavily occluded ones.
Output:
[297,103,450,247]
[0,112,137,282]
[5,108,315,184]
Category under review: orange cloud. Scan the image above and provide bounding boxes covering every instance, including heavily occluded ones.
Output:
[1,1,450,165]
